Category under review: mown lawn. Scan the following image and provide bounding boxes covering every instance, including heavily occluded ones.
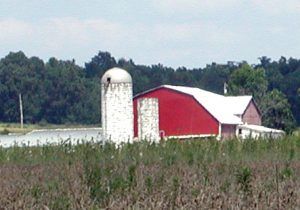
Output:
[0,137,300,209]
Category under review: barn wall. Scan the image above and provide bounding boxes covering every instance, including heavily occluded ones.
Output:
[221,124,236,140]
[242,100,261,125]
[134,88,219,138]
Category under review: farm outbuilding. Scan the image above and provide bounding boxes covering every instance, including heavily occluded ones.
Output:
[133,85,261,140]
[237,124,285,139]
[99,68,282,142]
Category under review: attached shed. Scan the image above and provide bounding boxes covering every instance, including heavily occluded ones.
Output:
[237,124,284,139]
[133,85,261,139]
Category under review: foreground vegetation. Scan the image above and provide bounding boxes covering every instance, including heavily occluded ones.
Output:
[0,136,300,209]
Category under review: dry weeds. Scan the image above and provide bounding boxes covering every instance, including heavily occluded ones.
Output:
[0,137,299,209]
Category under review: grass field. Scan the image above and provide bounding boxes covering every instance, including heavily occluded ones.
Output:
[0,136,300,209]
[0,123,100,135]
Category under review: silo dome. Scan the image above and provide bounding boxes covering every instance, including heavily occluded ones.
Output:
[101,67,132,84]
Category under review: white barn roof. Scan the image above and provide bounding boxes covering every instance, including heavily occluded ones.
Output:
[138,85,253,125]
[238,124,284,133]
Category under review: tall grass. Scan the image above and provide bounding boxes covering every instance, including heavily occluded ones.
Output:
[0,136,300,209]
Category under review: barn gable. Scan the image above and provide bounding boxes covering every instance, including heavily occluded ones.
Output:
[242,99,262,125]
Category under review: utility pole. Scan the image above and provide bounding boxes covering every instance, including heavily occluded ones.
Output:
[19,93,23,129]
[224,82,228,95]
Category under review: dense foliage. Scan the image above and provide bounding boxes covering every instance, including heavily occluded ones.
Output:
[0,138,300,208]
[228,64,296,132]
[0,51,299,130]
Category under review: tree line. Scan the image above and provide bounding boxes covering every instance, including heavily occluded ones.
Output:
[0,51,299,132]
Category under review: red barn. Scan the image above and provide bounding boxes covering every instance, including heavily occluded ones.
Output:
[133,85,261,139]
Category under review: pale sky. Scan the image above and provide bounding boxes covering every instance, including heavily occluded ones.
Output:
[0,0,299,68]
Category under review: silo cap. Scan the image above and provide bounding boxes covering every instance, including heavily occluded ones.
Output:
[101,67,132,84]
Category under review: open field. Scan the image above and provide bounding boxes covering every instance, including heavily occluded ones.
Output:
[0,137,300,209]
[294,127,300,137]
[0,123,100,135]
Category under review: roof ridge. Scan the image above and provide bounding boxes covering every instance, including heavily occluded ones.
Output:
[163,84,224,97]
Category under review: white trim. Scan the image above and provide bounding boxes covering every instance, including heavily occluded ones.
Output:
[164,134,217,139]
[217,123,222,140]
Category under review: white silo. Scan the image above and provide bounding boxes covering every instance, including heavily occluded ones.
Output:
[101,67,134,144]
[137,98,160,142]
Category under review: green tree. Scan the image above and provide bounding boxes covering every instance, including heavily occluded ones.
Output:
[261,89,296,133]
[0,52,45,123]
[198,63,234,94]
[228,64,268,105]
[85,51,116,78]
[228,64,295,132]
[0,50,299,128]
[41,58,89,124]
